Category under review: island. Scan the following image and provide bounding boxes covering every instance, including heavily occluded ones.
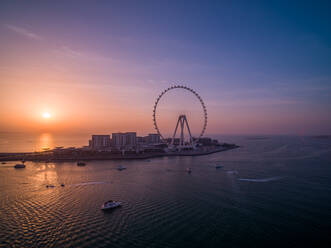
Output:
[0,133,239,162]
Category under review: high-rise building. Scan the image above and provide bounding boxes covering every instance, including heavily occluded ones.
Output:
[112,132,137,149]
[89,135,111,150]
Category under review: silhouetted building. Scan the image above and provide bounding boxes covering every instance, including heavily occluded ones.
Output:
[89,135,111,150]
[112,132,136,149]
[196,137,219,146]
[166,138,180,145]
[136,136,145,144]
[147,133,161,144]
[137,134,161,145]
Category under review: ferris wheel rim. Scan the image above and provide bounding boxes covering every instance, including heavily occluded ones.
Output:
[152,85,208,142]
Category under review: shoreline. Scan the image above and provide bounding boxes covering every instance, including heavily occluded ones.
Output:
[0,145,239,162]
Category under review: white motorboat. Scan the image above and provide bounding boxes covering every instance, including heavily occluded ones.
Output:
[101,200,121,210]
[14,163,25,169]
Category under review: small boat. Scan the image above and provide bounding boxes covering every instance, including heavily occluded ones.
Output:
[101,200,121,210]
[117,165,126,171]
[186,167,192,173]
[1,162,6,164]
[60,184,65,187]
[46,185,55,188]
[14,163,25,169]
[215,164,223,169]
[77,161,86,166]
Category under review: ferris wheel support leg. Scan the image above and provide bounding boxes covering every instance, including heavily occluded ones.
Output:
[180,117,185,147]
[183,115,194,146]
[171,117,181,146]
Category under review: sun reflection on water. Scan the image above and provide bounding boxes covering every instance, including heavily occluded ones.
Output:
[34,163,57,182]
[37,133,54,151]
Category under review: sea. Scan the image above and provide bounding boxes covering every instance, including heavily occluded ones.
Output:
[0,134,331,247]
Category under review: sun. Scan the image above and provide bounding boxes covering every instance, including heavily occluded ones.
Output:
[42,112,51,119]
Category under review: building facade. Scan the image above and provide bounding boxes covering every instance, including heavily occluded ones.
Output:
[89,135,111,150]
[147,133,161,144]
[112,132,137,149]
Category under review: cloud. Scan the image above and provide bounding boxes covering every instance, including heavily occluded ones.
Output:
[53,45,118,63]
[54,46,83,58]
[4,24,42,40]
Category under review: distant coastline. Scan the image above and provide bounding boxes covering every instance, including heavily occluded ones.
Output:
[0,144,239,162]
[245,136,269,140]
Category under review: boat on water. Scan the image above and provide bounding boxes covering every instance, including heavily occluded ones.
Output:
[46,185,55,188]
[117,165,126,171]
[77,161,86,166]
[1,162,6,164]
[14,163,25,169]
[186,167,192,173]
[215,164,223,169]
[61,184,65,187]
[101,200,121,210]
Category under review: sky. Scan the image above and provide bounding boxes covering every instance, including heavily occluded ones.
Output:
[0,0,330,136]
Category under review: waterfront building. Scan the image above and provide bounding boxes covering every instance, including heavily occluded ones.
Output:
[136,136,145,144]
[197,137,219,146]
[147,133,161,144]
[112,132,137,149]
[89,135,111,150]
[166,138,180,145]
[136,134,161,145]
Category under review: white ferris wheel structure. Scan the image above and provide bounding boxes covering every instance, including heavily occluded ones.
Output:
[152,85,208,150]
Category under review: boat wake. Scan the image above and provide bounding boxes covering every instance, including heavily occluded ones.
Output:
[238,176,285,182]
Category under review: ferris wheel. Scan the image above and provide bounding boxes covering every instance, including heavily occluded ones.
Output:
[152,85,207,148]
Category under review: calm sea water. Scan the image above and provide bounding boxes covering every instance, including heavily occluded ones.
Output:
[0,132,90,153]
[1,135,331,247]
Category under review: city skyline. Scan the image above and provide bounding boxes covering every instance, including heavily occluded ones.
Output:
[1,1,330,135]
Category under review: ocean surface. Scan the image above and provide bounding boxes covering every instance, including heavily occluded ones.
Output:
[1,135,331,247]
[0,132,90,153]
